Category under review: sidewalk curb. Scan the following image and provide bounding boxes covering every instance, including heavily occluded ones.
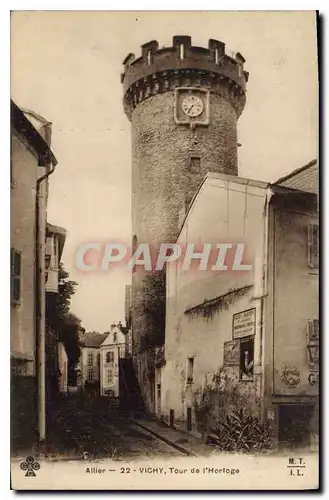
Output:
[131,420,196,457]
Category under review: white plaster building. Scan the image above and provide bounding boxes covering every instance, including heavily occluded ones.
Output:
[77,332,107,393]
[11,100,58,447]
[161,163,318,449]
[100,324,126,398]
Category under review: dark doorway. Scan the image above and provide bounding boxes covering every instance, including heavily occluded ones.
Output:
[278,405,314,449]
[187,406,192,431]
[169,409,175,428]
[156,383,161,415]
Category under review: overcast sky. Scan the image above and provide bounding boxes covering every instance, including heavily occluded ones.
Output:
[11,11,318,332]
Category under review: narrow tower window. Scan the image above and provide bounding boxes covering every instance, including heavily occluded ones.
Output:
[179,43,185,60]
[189,156,201,174]
[147,50,152,66]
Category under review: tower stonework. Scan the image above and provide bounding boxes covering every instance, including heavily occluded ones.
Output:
[122,36,248,412]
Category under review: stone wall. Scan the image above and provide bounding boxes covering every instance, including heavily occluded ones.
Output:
[123,37,248,411]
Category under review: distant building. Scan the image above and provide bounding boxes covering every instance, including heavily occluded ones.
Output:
[100,323,126,398]
[162,163,318,450]
[77,332,107,394]
[11,100,57,447]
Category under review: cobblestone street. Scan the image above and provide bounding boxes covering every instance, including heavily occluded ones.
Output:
[42,397,186,461]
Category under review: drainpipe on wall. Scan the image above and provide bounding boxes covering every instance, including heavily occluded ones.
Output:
[259,187,273,423]
[35,162,56,444]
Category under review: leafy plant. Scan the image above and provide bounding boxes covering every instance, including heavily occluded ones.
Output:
[207,408,272,452]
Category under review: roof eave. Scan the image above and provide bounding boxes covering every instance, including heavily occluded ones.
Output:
[275,159,317,185]
[11,100,58,166]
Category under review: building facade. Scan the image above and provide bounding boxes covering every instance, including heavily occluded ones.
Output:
[77,332,107,393]
[161,165,318,450]
[45,222,67,405]
[11,100,57,448]
[121,35,249,412]
[100,324,126,398]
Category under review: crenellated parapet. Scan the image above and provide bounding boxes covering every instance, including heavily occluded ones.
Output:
[121,35,249,120]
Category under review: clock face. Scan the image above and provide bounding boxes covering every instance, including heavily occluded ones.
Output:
[182,95,204,117]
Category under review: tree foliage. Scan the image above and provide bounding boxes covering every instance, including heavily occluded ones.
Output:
[140,271,166,349]
[46,263,82,367]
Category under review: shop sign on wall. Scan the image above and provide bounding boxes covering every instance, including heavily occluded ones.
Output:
[232,308,256,339]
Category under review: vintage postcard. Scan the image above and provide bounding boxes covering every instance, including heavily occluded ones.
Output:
[10,10,319,490]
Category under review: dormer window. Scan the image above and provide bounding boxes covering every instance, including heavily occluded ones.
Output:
[179,44,185,60]
[113,332,117,342]
[106,351,114,364]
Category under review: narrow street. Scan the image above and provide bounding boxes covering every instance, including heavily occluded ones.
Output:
[44,396,185,461]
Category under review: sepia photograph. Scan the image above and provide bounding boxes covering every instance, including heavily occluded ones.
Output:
[10,10,319,490]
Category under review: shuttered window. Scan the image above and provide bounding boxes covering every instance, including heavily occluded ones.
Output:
[11,248,21,304]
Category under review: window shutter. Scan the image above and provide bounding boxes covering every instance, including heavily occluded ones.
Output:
[11,248,21,303]
[308,222,319,268]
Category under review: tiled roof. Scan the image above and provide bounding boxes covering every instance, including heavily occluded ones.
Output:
[79,331,108,348]
[275,159,318,195]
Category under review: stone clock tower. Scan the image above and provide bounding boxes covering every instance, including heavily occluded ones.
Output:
[121,35,248,411]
